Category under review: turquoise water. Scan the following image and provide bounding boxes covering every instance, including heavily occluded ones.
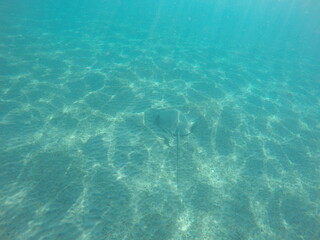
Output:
[1,0,320,239]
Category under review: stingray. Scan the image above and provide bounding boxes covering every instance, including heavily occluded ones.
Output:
[155,109,195,188]
[155,109,194,137]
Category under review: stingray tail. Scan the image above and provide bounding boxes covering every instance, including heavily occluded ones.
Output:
[176,132,180,189]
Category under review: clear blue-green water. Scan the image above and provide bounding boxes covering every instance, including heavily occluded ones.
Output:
[1,0,320,239]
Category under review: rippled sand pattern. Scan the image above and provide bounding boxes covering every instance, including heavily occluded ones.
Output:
[0,19,320,240]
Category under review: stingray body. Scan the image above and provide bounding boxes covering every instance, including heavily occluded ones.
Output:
[155,109,195,188]
[155,109,193,137]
